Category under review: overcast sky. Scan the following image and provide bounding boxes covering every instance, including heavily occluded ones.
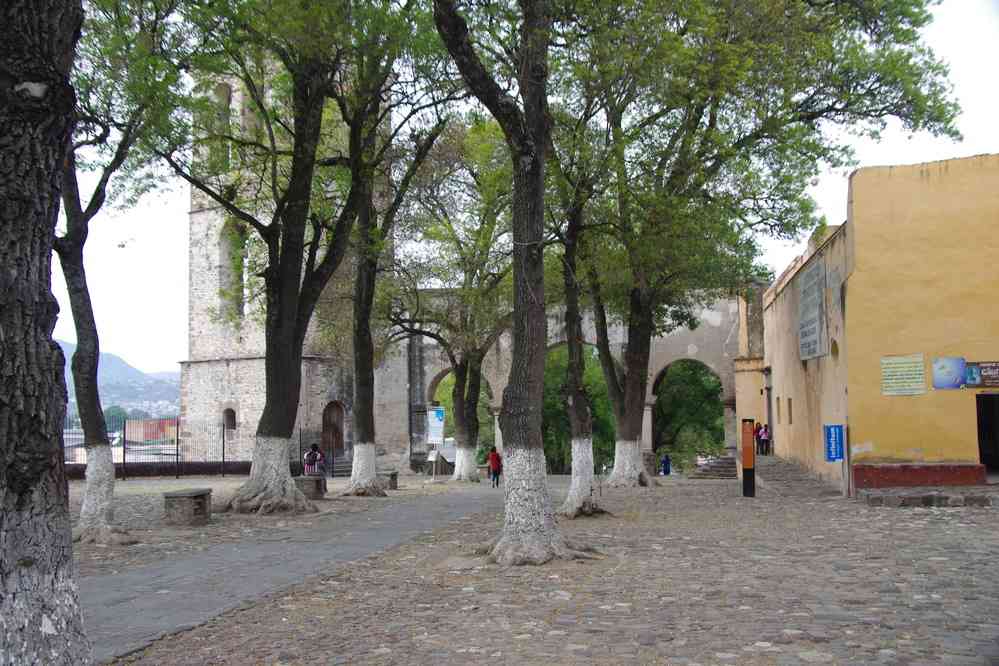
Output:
[50,0,999,374]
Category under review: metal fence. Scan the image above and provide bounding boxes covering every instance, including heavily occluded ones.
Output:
[63,415,331,480]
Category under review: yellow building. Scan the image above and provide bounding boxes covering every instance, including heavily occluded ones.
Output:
[761,154,999,493]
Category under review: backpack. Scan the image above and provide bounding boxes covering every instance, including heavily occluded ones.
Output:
[305,450,319,465]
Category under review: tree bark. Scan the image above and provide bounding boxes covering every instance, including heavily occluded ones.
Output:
[451,357,482,482]
[226,64,328,513]
[54,222,136,545]
[558,211,597,516]
[0,0,92,660]
[435,0,592,565]
[592,284,656,487]
[345,192,387,497]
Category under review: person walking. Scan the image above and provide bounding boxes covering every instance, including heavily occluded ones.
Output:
[759,424,771,456]
[487,446,503,488]
[754,422,763,455]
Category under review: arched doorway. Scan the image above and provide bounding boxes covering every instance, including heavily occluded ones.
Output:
[322,401,346,461]
[222,408,236,431]
[651,359,726,472]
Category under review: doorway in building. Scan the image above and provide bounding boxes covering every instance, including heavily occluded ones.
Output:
[977,394,999,479]
[322,401,346,463]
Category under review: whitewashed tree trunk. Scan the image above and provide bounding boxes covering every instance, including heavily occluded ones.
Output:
[451,445,480,482]
[606,439,653,487]
[73,444,136,545]
[488,448,590,565]
[343,442,386,496]
[558,438,597,518]
[227,436,317,513]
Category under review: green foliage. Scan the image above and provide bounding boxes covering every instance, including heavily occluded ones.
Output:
[558,0,959,330]
[70,0,190,208]
[432,373,494,450]
[541,346,616,474]
[103,405,129,426]
[652,360,725,471]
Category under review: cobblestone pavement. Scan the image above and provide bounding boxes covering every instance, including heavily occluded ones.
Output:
[110,467,999,666]
[70,475,453,577]
[81,478,503,663]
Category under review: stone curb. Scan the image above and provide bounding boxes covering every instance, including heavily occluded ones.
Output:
[857,488,999,508]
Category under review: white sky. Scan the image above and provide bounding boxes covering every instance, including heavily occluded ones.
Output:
[51,0,999,374]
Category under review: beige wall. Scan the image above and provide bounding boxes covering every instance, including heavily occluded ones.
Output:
[763,225,852,488]
[845,155,999,466]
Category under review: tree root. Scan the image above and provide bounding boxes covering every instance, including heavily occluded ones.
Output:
[341,479,388,497]
[72,524,139,545]
[606,469,659,488]
[487,534,601,566]
[557,498,611,520]
[223,479,318,514]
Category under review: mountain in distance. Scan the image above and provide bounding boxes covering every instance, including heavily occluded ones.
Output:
[57,340,180,416]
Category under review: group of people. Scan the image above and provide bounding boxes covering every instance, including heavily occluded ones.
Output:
[754,422,772,456]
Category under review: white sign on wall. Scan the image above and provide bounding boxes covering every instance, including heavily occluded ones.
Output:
[798,260,827,360]
[427,406,445,446]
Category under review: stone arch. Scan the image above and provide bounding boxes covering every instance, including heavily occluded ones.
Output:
[649,355,737,454]
[222,407,237,430]
[647,356,734,456]
[426,365,496,406]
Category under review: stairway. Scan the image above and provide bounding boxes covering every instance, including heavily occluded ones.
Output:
[686,456,738,479]
[331,458,353,478]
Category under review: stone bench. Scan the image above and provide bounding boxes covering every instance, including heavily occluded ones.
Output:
[378,471,398,490]
[163,488,212,526]
[294,475,327,499]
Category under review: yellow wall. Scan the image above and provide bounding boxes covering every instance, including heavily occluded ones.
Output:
[846,155,999,465]
[763,226,852,488]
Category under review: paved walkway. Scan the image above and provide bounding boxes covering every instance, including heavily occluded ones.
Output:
[81,481,508,662]
[112,464,999,665]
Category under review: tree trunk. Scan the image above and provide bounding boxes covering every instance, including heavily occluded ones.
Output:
[606,289,656,487]
[558,215,597,517]
[227,68,327,514]
[0,0,92,660]
[226,312,317,513]
[434,0,591,564]
[54,233,135,544]
[345,197,387,497]
[451,357,481,482]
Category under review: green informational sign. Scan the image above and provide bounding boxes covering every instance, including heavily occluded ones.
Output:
[881,354,926,396]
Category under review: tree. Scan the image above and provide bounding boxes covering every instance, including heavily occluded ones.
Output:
[0,0,92,661]
[335,2,457,496]
[102,405,129,425]
[56,0,183,545]
[541,346,616,475]
[582,0,959,486]
[434,0,592,564]
[546,68,612,515]
[385,117,513,483]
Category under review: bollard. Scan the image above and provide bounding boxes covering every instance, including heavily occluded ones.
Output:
[741,418,755,497]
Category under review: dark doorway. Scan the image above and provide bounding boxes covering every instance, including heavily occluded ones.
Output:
[323,401,346,461]
[222,408,236,431]
[977,395,999,473]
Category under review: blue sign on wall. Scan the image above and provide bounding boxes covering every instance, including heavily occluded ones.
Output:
[824,424,844,462]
